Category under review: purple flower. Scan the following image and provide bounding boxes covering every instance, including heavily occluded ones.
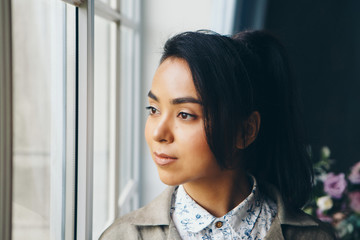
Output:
[348,161,360,184]
[324,173,347,199]
[348,191,360,213]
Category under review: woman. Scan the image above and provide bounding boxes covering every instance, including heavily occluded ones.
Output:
[101,30,336,240]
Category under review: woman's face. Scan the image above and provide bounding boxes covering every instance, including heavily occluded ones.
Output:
[145,57,223,186]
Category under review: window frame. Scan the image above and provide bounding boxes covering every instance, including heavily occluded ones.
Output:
[0,0,13,239]
[75,0,141,238]
[76,0,95,239]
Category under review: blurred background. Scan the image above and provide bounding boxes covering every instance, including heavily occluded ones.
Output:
[2,0,359,239]
[262,1,360,173]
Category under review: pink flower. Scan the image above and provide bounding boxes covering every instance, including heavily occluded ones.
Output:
[348,191,360,213]
[348,161,360,184]
[324,173,347,199]
[316,209,332,223]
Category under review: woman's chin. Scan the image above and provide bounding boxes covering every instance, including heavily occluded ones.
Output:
[157,170,184,186]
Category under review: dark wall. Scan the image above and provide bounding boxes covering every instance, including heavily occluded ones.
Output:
[264,1,360,171]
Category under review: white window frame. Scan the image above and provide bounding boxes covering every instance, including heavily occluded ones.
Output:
[0,0,13,239]
[76,0,95,239]
[74,0,141,238]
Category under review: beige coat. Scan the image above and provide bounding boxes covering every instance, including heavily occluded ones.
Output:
[100,185,336,240]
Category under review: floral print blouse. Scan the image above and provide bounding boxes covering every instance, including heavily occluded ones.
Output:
[170,176,277,240]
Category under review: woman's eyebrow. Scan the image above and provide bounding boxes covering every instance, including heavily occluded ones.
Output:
[147,90,158,101]
[147,90,201,105]
[171,97,201,105]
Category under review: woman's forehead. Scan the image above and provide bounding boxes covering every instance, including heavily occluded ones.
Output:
[151,58,198,100]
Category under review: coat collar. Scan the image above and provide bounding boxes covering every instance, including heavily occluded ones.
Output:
[262,184,318,240]
[126,186,175,226]
[128,184,318,236]
[262,184,318,227]
[124,186,182,240]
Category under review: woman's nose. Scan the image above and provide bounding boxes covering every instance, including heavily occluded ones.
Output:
[152,116,174,143]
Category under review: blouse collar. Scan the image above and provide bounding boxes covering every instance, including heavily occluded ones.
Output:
[171,175,263,234]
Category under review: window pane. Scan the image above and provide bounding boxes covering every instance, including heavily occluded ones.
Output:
[121,0,134,19]
[12,0,76,240]
[12,0,75,239]
[98,0,117,11]
[92,15,117,239]
[118,25,137,216]
[120,25,133,193]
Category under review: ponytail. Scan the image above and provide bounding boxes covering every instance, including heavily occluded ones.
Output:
[232,31,313,209]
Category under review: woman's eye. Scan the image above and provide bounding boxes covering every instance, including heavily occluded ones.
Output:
[146,106,158,115]
[178,112,196,120]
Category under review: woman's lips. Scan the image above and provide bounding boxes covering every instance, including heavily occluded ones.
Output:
[153,152,178,166]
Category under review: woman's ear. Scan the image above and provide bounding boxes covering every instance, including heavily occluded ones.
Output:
[236,111,261,149]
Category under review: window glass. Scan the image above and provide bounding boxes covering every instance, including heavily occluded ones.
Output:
[120,25,134,193]
[11,0,73,239]
[92,15,117,239]
[99,0,117,11]
[121,0,134,19]
[117,25,139,216]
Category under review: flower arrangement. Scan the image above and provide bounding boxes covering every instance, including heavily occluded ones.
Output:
[303,146,360,239]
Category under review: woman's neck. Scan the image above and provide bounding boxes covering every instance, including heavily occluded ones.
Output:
[182,169,251,218]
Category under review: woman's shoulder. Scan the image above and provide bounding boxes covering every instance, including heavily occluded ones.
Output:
[99,214,138,240]
[262,183,336,239]
[281,212,336,240]
[99,186,176,240]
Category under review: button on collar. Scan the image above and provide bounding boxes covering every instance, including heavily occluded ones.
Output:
[215,221,223,228]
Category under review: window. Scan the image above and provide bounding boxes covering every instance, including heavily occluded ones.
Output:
[1,0,141,239]
[11,1,72,239]
[92,15,117,238]
[92,0,141,238]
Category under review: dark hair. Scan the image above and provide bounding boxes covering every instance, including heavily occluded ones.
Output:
[160,30,313,209]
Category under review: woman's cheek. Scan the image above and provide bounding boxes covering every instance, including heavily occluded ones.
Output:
[144,118,153,148]
[181,125,211,155]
